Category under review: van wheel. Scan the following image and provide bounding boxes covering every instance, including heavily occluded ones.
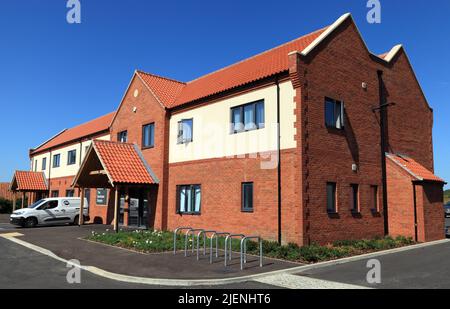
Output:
[24,217,37,228]
[73,215,80,225]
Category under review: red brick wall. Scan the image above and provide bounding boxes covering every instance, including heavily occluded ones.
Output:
[110,74,168,230]
[386,159,415,239]
[167,149,301,243]
[419,182,445,241]
[291,19,386,244]
[288,18,437,245]
[0,183,14,201]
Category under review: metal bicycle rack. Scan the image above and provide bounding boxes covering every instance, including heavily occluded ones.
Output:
[184,229,204,257]
[240,236,263,270]
[173,227,192,255]
[209,232,231,264]
[224,234,245,267]
[174,227,263,271]
[196,230,216,261]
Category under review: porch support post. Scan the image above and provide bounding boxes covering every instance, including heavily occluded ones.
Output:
[12,192,16,212]
[21,192,25,209]
[79,188,85,226]
[114,186,120,233]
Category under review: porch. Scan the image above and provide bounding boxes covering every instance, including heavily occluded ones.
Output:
[72,140,159,231]
[9,170,49,211]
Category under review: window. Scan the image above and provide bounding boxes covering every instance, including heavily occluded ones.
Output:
[67,150,77,165]
[38,200,58,210]
[177,119,193,144]
[65,190,75,197]
[51,190,59,198]
[34,160,37,171]
[231,100,265,133]
[96,188,108,205]
[118,130,128,143]
[42,158,47,171]
[142,123,155,148]
[350,184,359,213]
[242,182,254,212]
[325,97,344,129]
[177,185,201,214]
[326,182,337,213]
[371,185,379,212]
[53,154,61,168]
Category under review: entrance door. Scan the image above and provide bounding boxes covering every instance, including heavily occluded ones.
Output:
[127,189,149,229]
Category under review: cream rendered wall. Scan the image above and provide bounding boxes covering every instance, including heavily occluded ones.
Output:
[30,134,110,179]
[169,81,296,163]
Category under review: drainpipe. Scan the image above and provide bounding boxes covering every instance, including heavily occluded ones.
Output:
[412,183,418,242]
[276,76,282,244]
[377,70,389,236]
[48,150,52,196]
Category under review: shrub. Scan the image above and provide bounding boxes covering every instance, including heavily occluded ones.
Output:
[0,198,12,214]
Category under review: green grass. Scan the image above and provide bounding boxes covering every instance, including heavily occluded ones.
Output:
[87,230,415,264]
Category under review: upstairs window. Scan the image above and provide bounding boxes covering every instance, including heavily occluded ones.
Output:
[42,158,47,171]
[34,160,38,171]
[142,123,155,148]
[67,150,77,165]
[118,130,128,143]
[231,100,265,133]
[177,185,201,215]
[325,97,344,129]
[65,190,75,197]
[177,119,193,144]
[53,154,61,168]
[326,182,337,214]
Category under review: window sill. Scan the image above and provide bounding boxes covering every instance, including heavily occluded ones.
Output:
[177,140,193,145]
[325,126,345,134]
[351,209,362,218]
[142,146,155,150]
[371,209,381,216]
[177,212,201,216]
[327,211,340,219]
[230,126,265,135]
[241,209,254,213]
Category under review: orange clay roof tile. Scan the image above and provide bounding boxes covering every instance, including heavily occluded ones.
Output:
[387,154,444,183]
[93,140,157,185]
[31,112,115,155]
[12,171,48,191]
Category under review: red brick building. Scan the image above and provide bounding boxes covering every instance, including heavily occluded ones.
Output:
[25,13,445,245]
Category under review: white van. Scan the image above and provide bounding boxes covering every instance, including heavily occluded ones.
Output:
[10,197,89,228]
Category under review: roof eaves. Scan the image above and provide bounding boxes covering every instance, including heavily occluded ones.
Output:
[135,71,170,110]
[30,129,68,154]
[133,144,160,184]
[386,153,423,181]
[301,13,352,57]
[91,141,115,187]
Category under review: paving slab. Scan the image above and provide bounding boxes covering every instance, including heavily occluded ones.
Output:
[12,225,300,280]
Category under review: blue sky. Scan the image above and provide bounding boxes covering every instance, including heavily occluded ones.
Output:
[0,0,449,189]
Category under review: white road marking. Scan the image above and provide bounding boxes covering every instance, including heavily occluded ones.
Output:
[255,273,370,289]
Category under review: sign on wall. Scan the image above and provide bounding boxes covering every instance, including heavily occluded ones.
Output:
[96,189,107,205]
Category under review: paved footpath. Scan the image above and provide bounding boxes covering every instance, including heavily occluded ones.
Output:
[0,237,279,289]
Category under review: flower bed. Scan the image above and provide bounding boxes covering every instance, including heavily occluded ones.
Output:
[87,230,415,264]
